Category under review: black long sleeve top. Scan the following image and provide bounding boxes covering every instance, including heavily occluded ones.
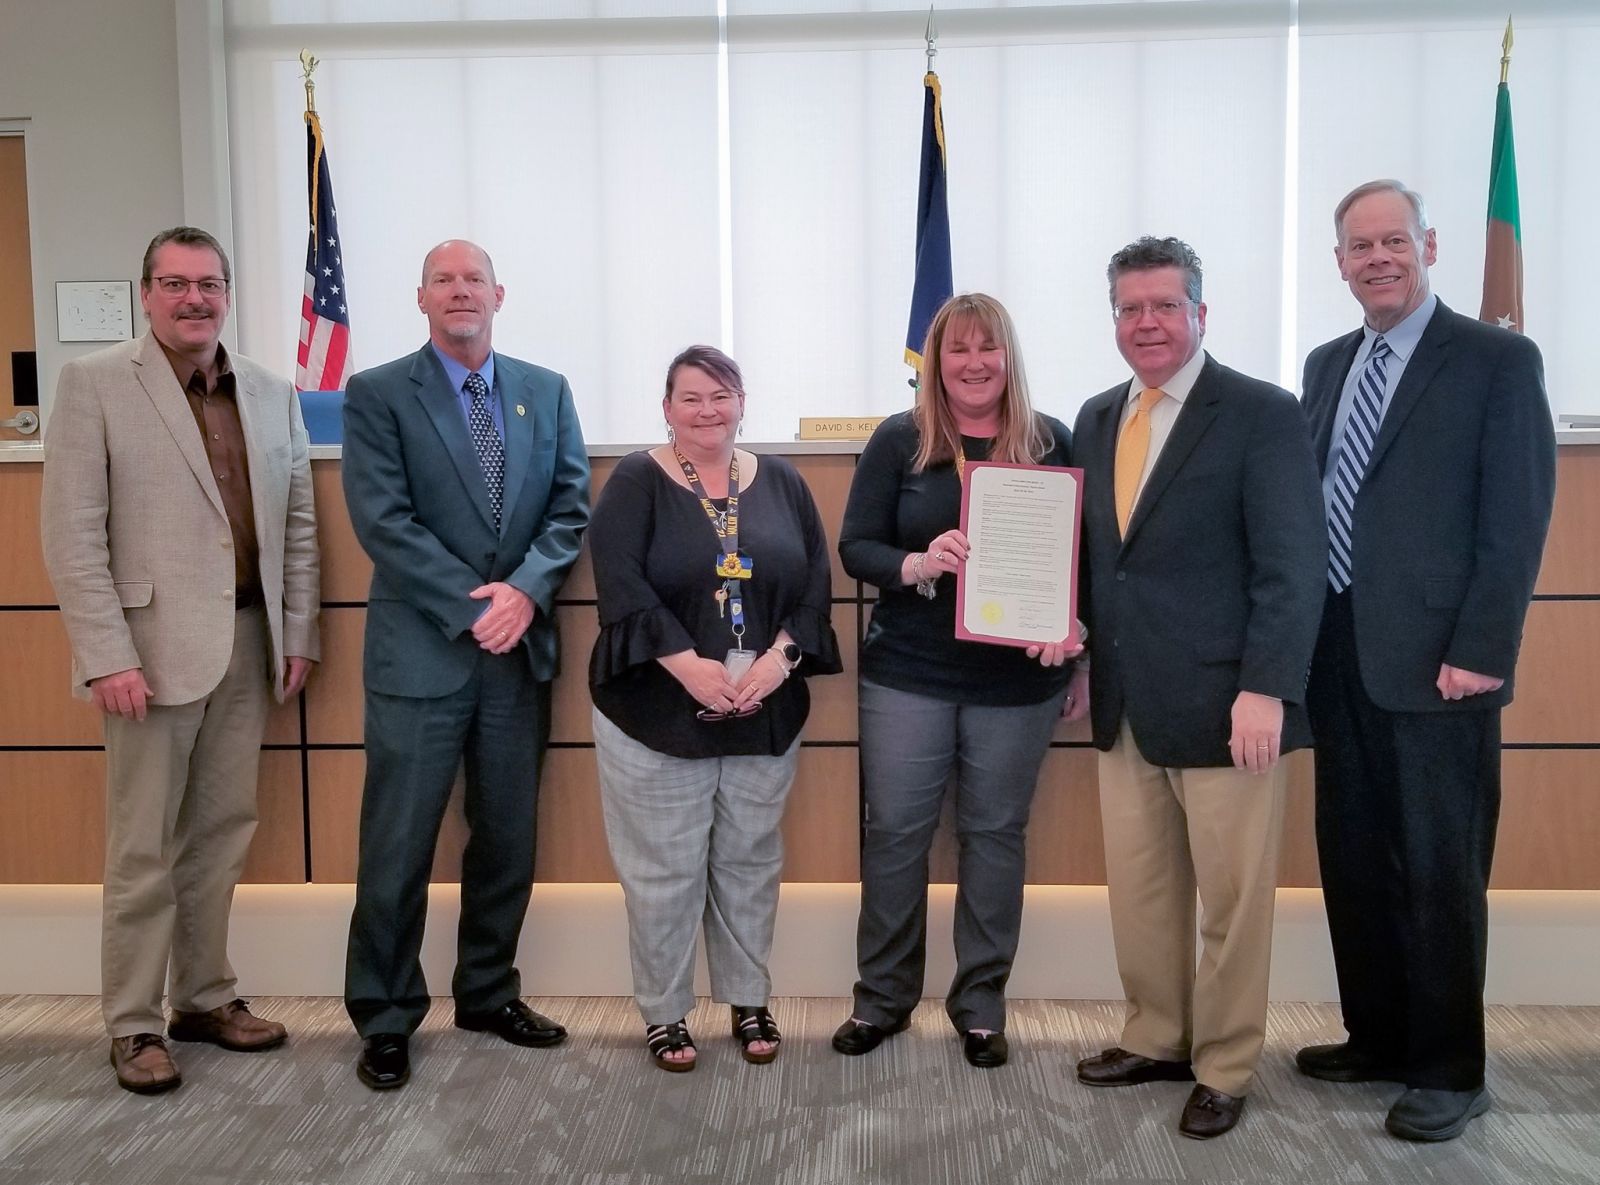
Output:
[838,410,1075,706]
[588,450,842,758]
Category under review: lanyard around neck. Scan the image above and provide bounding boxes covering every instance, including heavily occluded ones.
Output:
[674,446,739,557]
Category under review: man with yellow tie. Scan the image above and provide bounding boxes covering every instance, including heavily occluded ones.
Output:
[1067,236,1325,1138]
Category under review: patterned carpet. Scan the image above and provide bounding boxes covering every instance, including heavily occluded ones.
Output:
[1,996,1597,1185]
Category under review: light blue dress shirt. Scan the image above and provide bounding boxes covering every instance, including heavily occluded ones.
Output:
[430,343,504,442]
[1320,293,1437,516]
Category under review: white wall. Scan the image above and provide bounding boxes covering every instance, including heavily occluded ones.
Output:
[0,0,185,422]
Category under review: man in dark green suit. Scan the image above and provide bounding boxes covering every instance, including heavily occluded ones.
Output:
[341,240,590,1090]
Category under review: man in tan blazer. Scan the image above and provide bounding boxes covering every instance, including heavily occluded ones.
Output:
[41,226,320,1094]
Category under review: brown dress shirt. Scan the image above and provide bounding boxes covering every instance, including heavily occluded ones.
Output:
[162,343,263,607]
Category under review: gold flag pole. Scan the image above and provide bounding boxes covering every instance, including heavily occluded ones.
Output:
[300,49,319,116]
[1499,16,1513,85]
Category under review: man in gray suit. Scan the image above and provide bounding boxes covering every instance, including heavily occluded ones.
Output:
[341,239,590,1090]
[42,226,320,1094]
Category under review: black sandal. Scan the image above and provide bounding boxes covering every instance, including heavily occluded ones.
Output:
[646,1021,696,1072]
[731,1006,781,1065]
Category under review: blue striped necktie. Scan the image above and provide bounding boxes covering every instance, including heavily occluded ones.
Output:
[1327,335,1391,592]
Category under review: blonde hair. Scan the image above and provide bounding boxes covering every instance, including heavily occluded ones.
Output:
[912,292,1053,472]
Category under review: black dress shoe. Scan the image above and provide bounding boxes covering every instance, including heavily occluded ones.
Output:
[831,1015,910,1056]
[356,1033,410,1091]
[962,1031,1009,1068]
[1076,1046,1195,1087]
[1179,1084,1245,1139]
[1385,1086,1490,1142]
[455,999,567,1048]
[1295,1040,1404,1083]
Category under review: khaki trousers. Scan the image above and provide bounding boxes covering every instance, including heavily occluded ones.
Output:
[1097,720,1287,1096]
[101,607,272,1037]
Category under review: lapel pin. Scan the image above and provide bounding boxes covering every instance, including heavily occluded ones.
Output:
[515,404,526,417]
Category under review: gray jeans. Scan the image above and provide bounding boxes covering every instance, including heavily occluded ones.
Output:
[852,677,1067,1033]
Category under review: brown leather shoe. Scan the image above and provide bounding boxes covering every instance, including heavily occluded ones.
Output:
[1076,1046,1195,1087]
[110,1033,182,1094]
[169,998,288,1052]
[1179,1084,1246,1139]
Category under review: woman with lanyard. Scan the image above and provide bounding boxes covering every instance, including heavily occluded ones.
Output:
[587,344,841,1072]
[834,293,1082,1069]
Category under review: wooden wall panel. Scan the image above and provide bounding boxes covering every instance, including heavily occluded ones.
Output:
[1504,600,1600,744]
[798,454,857,599]
[557,455,619,603]
[1493,751,1600,889]
[551,606,598,744]
[929,748,1102,885]
[0,466,53,603]
[303,606,365,745]
[241,750,308,884]
[1535,447,1599,595]
[306,749,472,884]
[533,748,616,883]
[804,603,858,743]
[311,460,370,603]
[1025,748,1106,885]
[0,610,102,744]
[1277,750,1320,888]
[0,751,105,881]
[784,747,861,882]
[0,749,304,884]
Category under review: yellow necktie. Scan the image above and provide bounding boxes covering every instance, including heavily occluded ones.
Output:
[1114,387,1164,535]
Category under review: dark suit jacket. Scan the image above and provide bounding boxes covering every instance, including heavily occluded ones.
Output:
[1302,301,1555,714]
[1073,354,1327,768]
[341,343,590,697]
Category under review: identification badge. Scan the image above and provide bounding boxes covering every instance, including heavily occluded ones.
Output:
[722,648,757,681]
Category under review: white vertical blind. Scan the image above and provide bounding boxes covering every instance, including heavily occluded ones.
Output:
[222,1,1597,441]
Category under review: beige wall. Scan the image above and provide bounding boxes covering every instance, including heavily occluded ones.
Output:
[0,0,184,419]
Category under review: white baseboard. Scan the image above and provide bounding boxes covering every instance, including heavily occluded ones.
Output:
[3,884,1597,1005]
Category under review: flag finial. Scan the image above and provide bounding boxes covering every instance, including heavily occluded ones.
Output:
[300,49,319,116]
[1500,17,1513,85]
[925,5,938,74]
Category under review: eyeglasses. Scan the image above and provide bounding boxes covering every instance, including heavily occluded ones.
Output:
[1112,300,1194,322]
[696,702,763,722]
[151,276,228,298]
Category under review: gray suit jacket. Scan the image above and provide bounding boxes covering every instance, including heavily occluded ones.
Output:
[41,332,321,704]
[340,343,590,696]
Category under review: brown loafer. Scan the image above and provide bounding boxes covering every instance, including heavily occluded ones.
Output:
[111,1033,182,1094]
[1179,1084,1246,1139]
[1076,1046,1195,1087]
[169,998,287,1052]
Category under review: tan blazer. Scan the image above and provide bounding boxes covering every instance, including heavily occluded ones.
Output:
[40,332,320,705]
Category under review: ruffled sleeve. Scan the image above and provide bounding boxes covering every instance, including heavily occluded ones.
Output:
[590,604,696,686]
[586,453,697,688]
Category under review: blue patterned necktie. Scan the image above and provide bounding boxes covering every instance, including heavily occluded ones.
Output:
[1326,335,1391,592]
[464,371,505,528]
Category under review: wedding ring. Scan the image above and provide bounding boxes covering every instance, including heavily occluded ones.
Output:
[935,550,946,562]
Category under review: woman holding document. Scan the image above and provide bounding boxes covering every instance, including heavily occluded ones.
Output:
[833,293,1080,1069]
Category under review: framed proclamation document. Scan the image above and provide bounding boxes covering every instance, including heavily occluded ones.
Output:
[954,461,1083,648]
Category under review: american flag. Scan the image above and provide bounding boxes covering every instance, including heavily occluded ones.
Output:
[296,110,353,391]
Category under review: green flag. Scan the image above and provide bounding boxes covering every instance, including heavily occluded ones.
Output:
[1480,80,1523,332]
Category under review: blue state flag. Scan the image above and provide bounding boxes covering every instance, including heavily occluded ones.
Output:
[905,70,952,373]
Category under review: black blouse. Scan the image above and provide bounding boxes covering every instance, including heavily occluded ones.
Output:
[838,410,1075,706]
[588,450,842,758]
